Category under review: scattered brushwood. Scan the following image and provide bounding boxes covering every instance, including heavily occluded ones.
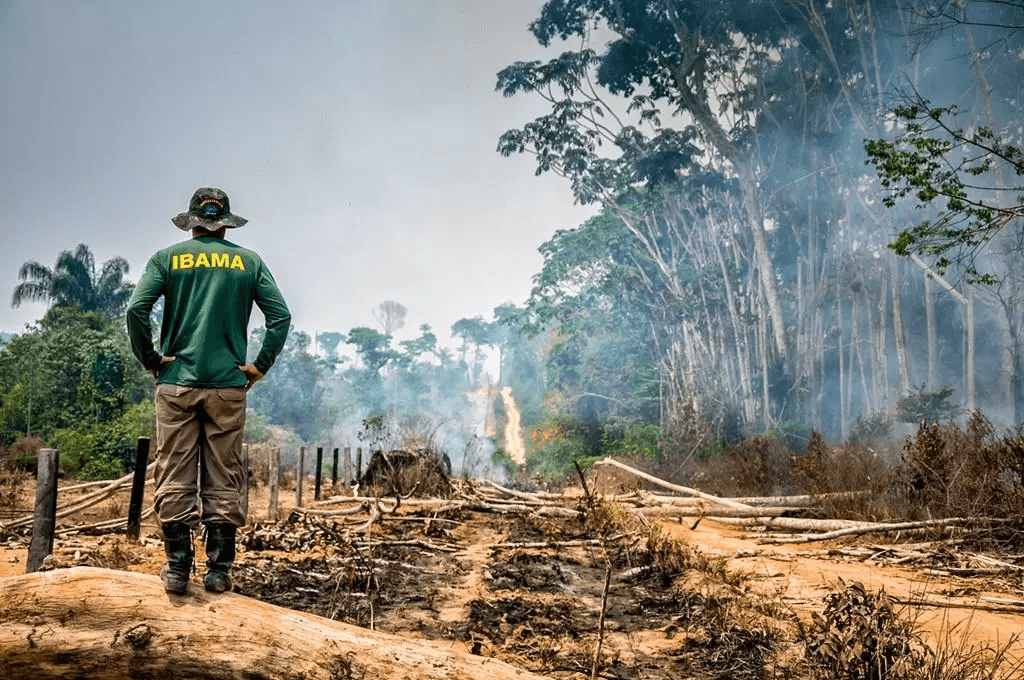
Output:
[591,457,1018,546]
[633,525,739,587]
[232,555,386,626]
[236,507,463,629]
[801,581,934,680]
[242,512,353,552]
[792,432,901,521]
[358,448,452,498]
[680,434,800,498]
[465,503,786,680]
[34,535,147,572]
[897,412,1024,524]
[675,625,776,680]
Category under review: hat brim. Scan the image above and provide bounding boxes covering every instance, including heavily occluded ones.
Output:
[172,212,248,231]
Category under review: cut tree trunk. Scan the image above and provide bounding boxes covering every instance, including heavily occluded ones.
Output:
[0,567,549,680]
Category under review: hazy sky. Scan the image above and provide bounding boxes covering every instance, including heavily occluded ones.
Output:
[0,0,596,349]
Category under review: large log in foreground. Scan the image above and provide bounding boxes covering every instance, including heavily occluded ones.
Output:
[0,567,548,680]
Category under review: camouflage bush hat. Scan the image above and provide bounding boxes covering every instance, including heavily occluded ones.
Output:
[172,187,248,231]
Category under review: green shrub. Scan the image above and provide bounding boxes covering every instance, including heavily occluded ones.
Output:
[763,420,812,452]
[244,411,269,443]
[527,437,587,479]
[50,401,155,479]
[803,582,932,679]
[848,412,894,445]
[490,444,517,478]
[603,422,669,459]
[79,452,125,480]
[526,412,589,479]
[48,427,96,475]
[895,385,958,423]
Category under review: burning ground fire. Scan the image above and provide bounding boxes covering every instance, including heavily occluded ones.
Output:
[474,387,526,466]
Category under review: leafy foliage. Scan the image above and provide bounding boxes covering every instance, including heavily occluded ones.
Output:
[49,401,155,478]
[0,306,146,445]
[526,411,589,479]
[247,328,334,442]
[894,385,959,424]
[866,102,1024,283]
[803,582,932,680]
[11,243,135,319]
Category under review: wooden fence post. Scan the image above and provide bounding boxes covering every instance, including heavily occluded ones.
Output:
[295,446,305,508]
[355,447,362,482]
[126,438,150,541]
[268,447,280,521]
[314,447,323,501]
[331,447,339,490]
[27,448,59,573]
[343,446,351,489]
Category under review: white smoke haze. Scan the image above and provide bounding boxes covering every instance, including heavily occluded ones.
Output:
[324,388,510,484]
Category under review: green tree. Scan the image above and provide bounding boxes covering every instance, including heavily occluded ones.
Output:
[497,1,798,367]
[346,327,397,374]
[246,328,328,442]
[0,306,146,445]
[863,2,1024,421]
[342,327,399,416]
[451,316,502,386]
[398,324,438,363]
[316,331,346,361]
[11,244,135,320]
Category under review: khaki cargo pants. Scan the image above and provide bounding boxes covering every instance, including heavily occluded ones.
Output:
[154,384,247,528]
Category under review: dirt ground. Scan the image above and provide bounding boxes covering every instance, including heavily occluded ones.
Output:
[2,472,1023,679]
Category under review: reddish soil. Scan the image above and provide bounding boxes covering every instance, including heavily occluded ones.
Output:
[2,475,1023,678]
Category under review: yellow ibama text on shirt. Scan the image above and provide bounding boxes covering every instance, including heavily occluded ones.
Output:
[171,253,245,271]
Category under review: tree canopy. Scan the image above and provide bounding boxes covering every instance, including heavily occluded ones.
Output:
[498,0,1024,440]
[12,244,135,320]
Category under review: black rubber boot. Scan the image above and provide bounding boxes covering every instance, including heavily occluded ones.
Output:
[160,523,193,595]
[203,523,237,593]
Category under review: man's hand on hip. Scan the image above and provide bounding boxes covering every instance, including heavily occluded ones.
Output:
[238,364,265,391]
[151,355,176,380]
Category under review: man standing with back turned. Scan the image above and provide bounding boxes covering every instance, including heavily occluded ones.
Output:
[127,187,290,594]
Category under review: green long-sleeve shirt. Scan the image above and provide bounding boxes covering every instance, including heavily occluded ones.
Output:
[127,235,291,387]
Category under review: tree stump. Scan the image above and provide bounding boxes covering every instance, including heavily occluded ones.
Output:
[0,567,548,680]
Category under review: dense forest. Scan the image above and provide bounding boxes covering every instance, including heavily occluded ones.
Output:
[2,0,1023,482]
[498,0,1024,451]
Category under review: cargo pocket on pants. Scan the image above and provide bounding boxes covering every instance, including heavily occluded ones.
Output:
[212,389,247,430]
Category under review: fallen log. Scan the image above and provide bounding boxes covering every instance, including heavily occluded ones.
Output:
[482,480,567,502]
[592,458,754,510]
[727,491,871,506]
[707,516,875,531]
[635,505,809,518]
[761,517,1012,544]
[641,491,868,507]
[0,567,550,680]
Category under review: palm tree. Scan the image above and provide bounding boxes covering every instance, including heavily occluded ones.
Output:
[11,244,135,319]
